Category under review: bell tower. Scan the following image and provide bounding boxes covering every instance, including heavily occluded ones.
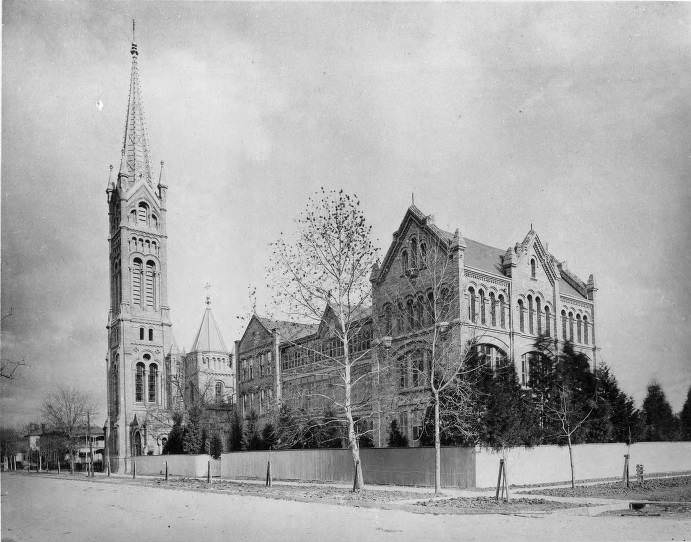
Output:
[106,23,174,472]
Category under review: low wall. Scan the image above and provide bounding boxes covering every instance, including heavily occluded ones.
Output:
[221,447,475,488]
[132,454,215,478]
[474,441,691,487]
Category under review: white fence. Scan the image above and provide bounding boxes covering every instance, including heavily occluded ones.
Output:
[474,441,691,487]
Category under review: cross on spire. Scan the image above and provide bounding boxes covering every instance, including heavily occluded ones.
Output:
[204,282,212,306]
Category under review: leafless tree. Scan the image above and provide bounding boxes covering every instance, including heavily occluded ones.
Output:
[1,308,27,381]
[545,384,593,489]
[380,230,484,494]
[41,386,98,473]
[266,188,379,490]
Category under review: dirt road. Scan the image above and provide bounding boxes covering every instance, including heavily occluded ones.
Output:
[2,473,689,542]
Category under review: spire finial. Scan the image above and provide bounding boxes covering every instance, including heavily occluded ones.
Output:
[204,282,212,306]
[411,192,415,206]
[130,19,138,56]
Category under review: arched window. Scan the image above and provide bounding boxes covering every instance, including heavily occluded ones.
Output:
[416,297,424,328]
[383,304,392,335]
[420,242,427,267]
[561,310,567,340]
[499,294,506,329]
[410,238,417,268]
[521,352,539,387]
[545,306,551,337]
[215,381,224,404]
[407,299,415,330]
[151,214,158,230]
[396,303,405,334]
[135,362,145,402]
[145,260,156,310]
[489,292,496,327]
[148,328,153,341]
[568,312,574,341]
[148,363,158,402]
[518,300,525,332]
[139,327,144,340]
[583,316,589,344]
[132,258,143,306]
[137,202,149,226]
[477,344,507,372]
[411,351,425,387]
[439,287,450,320]
[426,292,434,325]
[129,209,137,224]
[536,297,542,335]
[468,287,476,322]
[576,314,582,343]
[479,289,486,325]
[531,258,536,279]
[401,250,409,273]
[527,295,534,334]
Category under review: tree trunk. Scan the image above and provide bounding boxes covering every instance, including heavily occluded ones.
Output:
[70,450,75,475]
[434,391,441,495]
[567,434,575,489]
[347,412,364,490]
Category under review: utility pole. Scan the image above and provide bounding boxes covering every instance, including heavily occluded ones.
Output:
[87,412,94,477]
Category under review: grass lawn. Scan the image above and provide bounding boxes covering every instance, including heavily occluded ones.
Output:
[412,496,589,515]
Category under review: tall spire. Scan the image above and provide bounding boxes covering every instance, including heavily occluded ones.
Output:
[119,19,153,187]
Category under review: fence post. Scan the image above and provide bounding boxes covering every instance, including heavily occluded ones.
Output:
[132,460,136,479]
[207,460,211,484]
[623,454,630,488]
[106,458,110,477]
[165,461,168,481]
[266,459,272,487]
[495,459,504,501]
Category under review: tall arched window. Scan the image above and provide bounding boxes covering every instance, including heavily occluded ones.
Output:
[527,295,534,334]
[151,214,158,230]
[383,304,392,335]
[489,292,496,327]
[132,258,143,306]
[145,260,156,310]
[420,242,427,267]
[479,289,486,325]
[410,238,417,268]
[407,299,415,329]
[561,310,567,340]
[499,294,506,328]
[536,297,542,334]
[215,381,224,403]
[148,363,158,402]
[583,316,589,344]
[545,306,551,337]
[426,292,434,325]
[477,344,507,371]
[576,314,582,343]
[416,297,424,328]
[401,250,409,273]
[568,312,574,341]
[396,303,405,334]
[137,202,149,226]
[135,362,145,402]
[129,209,137,224]
[531,258,536,279]
[521,352,539,387]
[518,300,525,332]
[468,287,476,322]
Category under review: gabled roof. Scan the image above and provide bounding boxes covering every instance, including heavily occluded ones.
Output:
[190,299,228,353]
[463,238,506,276]
[256,316,318,342]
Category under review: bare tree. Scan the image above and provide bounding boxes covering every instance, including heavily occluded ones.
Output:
[41,386,98,473]
[1,308,27,380]
[545,384,593,489]
[267,188,379,490]
[379,229,483,494]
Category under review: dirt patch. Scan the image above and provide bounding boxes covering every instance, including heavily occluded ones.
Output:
[523,475,691,502]
[412,496,588,515]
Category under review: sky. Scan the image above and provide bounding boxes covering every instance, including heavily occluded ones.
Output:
[2,1,690,427]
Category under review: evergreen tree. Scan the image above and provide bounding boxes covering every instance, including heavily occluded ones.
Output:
[317,408,342,448]
[261,423,278,449]
[245,410,263,450]
[228,409,244,451]
[680,386,691,441]
[275,404,299,448]
[595,364,641,443]
[183,405,203,454]
[387,419,408,448]
[642,382,678,441]
[209,434,223,459]
[200,427,209,455]
[163,412,185,454]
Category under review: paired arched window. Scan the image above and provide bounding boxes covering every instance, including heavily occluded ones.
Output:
[137,202,149,226]
[527,295,534,334]
[148,363,158,403]
[399,350,427,389]
[132,258,143,306]
[518,299,525,332]
[215,381,224,403]
[468,287,476,322]
[135,362,145,402]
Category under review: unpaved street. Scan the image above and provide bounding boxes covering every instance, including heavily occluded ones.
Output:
[2,473,689,542]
